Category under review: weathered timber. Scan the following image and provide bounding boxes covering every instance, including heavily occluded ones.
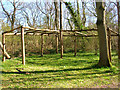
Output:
[4,32,118,37]
[2,33,5,62]
[41,34,44,57]
[108,28,118,35]
[3,26,21,33]
[0,41,10,59]
[74,36,77,56]
[107,28,112,62]
[21,26,25,65]
[56,34,59,54]
[62,29,98,32]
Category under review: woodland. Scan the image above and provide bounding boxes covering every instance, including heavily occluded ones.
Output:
[0,0,119,88]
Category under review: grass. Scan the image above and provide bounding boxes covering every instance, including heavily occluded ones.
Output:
[1,52,119,88]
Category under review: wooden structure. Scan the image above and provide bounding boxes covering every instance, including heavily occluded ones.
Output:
[1,25,119,65]
[1,1,119,65]
[0,41,10,59]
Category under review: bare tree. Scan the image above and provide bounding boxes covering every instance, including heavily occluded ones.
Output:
[0,0,23,29]
[21,2,40,28]
[36,0,55,29]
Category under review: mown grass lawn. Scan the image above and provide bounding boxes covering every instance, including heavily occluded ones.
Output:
[1,52,119,88]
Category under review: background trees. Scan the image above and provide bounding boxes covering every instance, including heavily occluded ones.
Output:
[0,0,119,64]
[0,0,23,29]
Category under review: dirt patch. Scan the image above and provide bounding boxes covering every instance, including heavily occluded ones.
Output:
[93,83,119,88]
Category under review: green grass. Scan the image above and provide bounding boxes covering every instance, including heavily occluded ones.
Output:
[1,52,119,88]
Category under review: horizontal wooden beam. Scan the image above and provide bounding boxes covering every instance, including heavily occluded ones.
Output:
[3,26,98,34]
[63,34,119,37]
[4,32,119,37]
[62,28,98,32]
[3,26,21,34]
[108,28,118,35]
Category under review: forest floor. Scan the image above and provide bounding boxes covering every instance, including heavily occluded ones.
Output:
[1,52,119,88]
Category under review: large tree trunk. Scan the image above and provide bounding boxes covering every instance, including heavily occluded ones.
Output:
[96,2,111,67]
[117,2,120,59]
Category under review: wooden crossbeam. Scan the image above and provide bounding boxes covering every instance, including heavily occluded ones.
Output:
[0,41,10,59]
[62,28,98,32]
[3,26,98,34]
[108,28,118,35]
[4,32,119,37]
[3,26,21,33]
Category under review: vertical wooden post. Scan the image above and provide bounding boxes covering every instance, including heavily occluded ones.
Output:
[74,36,77,56]
[107,28,112,62]
[56,34,58,54]
[41,34,44,57]
[2,33,5,62]
[60,0,63,58]
[21,26,25,65]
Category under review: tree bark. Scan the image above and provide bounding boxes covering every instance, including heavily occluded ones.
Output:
[117,2,120,59]
[54,0,59,54]
[96,2,111,67]
[82,1,86,27]
[77,0,80,17]
[60,1,63,58]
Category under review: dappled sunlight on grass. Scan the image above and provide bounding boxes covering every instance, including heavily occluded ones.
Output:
[1,52,119,88]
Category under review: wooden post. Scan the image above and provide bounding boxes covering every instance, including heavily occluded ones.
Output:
[56,34,58,54]
[74,36,77,56]
[119,29,120,59]
[21,26,25,65]
[60,1,63,58]
[41,34,44,57]
[107,28,112,62]
[2,33,5,62]
[0,41,10,59]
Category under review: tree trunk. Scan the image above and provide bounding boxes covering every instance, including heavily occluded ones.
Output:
[77,0,80,17]
[47,15,50,29]
[96,2,111,67]
[54,1,59,30]
[117,2,120,59]
[60,1,63,58]
[54,0,59,54]
[82,1,86,27]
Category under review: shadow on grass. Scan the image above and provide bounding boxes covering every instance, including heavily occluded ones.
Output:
[2,64,112,74]
[2,65,117,83]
